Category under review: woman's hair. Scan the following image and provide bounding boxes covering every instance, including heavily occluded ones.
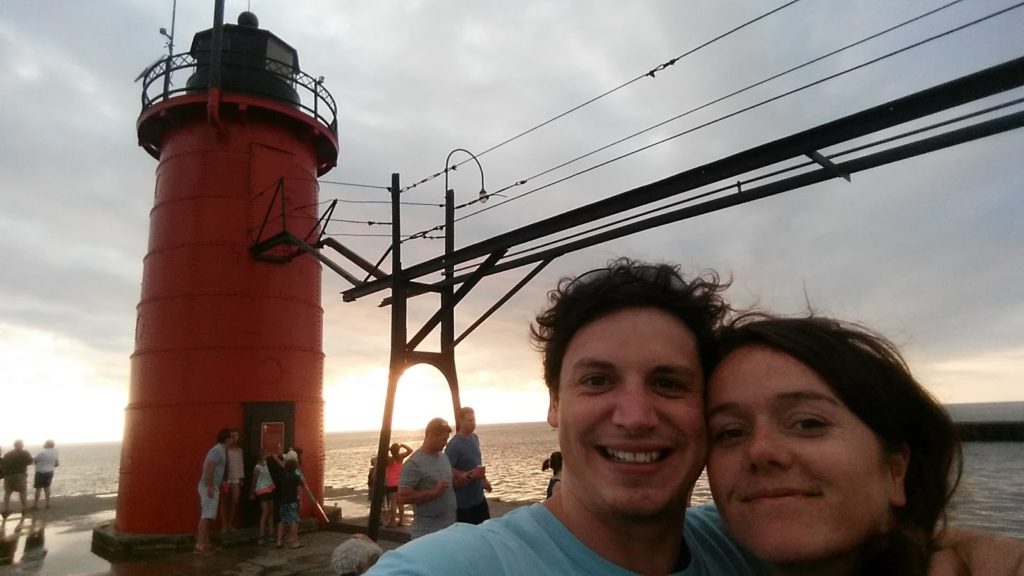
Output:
[714,313,962,569]
[542,451,563,473]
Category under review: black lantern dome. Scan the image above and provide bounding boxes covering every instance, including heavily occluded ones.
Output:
[185,12,300,104]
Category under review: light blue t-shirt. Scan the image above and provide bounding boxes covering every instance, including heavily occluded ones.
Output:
[399,449,456,539]
[366,503,764,575]
[198,443,226,489]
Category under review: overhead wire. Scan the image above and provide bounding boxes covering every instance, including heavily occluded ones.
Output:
[317,198,443,207]
[450,1,1024,226]
[341,2,1021,256]
[322,232,429,238]
[474,94,1024,271]
[398,0,804,193]
[319,179,390,191]
[327,218,392,226]
[454,0,968,218]
[294,179,429,232]
[317,3,1023,284]
[249,179,434,240]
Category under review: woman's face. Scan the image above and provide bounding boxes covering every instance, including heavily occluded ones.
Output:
[706,345,908,572]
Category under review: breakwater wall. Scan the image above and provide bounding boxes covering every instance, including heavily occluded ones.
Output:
[956,421,1024,442]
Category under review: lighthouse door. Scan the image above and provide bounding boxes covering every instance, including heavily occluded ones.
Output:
[242,402,295,525]
[260,421,286,455]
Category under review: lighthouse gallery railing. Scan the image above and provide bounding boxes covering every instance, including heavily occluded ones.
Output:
[138,51,338,137]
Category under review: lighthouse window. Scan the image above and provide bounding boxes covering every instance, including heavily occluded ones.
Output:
[266,39,295,70]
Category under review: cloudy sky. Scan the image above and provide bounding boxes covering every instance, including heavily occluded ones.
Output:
[1,0,1022,444]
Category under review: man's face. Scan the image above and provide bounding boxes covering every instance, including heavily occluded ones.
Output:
[547,306,707,521]
[460,410,477,435]
[426,430,450,453]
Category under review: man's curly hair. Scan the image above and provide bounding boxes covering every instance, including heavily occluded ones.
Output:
[530,258,730,393]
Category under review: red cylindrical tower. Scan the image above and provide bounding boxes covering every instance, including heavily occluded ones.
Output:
[117,11,338,535]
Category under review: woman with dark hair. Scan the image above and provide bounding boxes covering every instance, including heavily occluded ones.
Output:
[541,451,562,499]
[706,313,961,575]
[250,448,277,545]
[385,442,412,528]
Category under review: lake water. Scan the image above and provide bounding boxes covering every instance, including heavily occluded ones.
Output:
[28,421,1024,539]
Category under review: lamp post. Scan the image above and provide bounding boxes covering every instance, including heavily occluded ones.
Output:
[442,149,486,354]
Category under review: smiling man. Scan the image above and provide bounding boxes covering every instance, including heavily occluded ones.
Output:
[366,259,1024,575]
[367,259,759,574]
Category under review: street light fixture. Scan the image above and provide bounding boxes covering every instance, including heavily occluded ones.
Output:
[440,148,486,357]
[445,148,487,206]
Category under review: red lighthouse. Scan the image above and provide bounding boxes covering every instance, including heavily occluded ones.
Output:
[116,10,338,536]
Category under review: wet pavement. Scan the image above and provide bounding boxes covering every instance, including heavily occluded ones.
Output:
[88,529,402,576]
[0,502,405,576]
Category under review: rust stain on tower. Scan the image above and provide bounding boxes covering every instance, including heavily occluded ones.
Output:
[117,9,338,535]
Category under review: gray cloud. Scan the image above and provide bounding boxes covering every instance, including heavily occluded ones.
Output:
[2,0,1022,437]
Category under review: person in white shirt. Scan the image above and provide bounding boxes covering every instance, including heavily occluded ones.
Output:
[32,439,59,510]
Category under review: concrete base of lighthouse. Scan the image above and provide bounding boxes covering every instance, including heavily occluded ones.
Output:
[90,517,326,557]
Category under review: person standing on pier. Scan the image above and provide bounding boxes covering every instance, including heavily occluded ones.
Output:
[384,442,412,527]
[276,450,309,549]
[195,428,231,555]
[250,448,277,545]
[2,440,33,519]
[542,451,562,499]
[446,406,492,524]
[32,440,59,510]
[221,429,244,532]
[398,418,455,539]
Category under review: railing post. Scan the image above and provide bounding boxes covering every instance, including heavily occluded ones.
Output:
[162,56,171,100]
[313,76,321,120]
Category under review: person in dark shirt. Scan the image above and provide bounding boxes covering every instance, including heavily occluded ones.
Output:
[2,440,34,518]
[275,453,309,549]
[264,444,287,525]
